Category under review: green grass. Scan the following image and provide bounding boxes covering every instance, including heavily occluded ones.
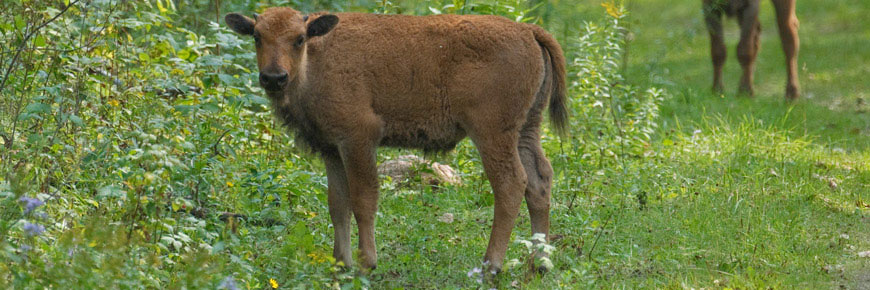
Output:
[624,0,870,150]
[2,0,869,289]
[586,0,870,287]
[279,1,870,287]
[362,0,870,288]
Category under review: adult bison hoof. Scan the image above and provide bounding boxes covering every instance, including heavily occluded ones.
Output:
[738,82,755,97]
[785,84,800,100]
[712,83,724,95]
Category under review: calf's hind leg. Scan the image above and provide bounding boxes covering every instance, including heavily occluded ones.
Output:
[472,130,528,272]
[518,118,553,271]
[772,0,800,100]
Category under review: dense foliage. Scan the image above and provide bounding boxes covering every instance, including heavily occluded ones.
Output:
[2,0,868,289]
[0,0,660,288]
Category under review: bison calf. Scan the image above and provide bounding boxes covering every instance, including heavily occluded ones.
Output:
[703,0,800,99]
[225,7,567,272]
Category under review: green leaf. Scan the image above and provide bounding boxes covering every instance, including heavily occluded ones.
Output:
[201,102,221,113]
[68,114,83,126]
[173,105,196,113]
[177,48,191,61]
[33,35,46,47]
[14,16,25,30]
[249,95,270,105]
[85,199,99,208]
[25,103,51,114]
[211,241,225,254]
[156,0,167,13]
[97,185,126,199]
[218,73,236,85]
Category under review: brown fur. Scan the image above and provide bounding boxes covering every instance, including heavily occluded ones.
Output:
[703,0,800,99]
[225,7,567,272]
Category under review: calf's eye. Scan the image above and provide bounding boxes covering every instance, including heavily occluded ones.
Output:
[294,36,305,47]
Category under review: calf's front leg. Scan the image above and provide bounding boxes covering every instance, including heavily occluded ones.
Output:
[323,153,352,267]
[338,128,382,270]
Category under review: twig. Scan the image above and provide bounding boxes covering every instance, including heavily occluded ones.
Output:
[0,132,9,149]
[586,210,614,260]
[210,129,231,157]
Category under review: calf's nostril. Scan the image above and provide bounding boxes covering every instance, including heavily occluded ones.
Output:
[275,73,288,83]
[259,72,289,87]
[258,72,290,91]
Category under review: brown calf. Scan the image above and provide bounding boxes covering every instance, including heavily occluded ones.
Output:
[225,7,567,272]
[703,0,800,99]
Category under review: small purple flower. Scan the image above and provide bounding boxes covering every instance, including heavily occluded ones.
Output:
[20,244,31,252]
[22,222,45,236]
[18,196,44,214]
[219,276,238,290]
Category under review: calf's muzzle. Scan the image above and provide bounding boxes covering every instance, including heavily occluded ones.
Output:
[259,71,289,91]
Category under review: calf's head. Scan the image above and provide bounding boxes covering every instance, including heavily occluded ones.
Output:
[225,8,338,92]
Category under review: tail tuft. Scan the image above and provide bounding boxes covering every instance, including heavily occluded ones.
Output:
[532,26,568,136]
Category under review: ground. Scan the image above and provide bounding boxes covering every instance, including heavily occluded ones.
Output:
[2,0,869,288]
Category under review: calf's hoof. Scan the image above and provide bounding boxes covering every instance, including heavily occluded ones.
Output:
[359,256,377,271]
[482,259,503,275]
[534,264,550,274]
[536,253,553,273]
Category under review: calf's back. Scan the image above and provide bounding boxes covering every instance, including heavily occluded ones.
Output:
[292,13,550,153]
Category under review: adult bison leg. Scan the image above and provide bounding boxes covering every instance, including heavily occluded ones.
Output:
[703,1,727,94]
[338,122,382,270]
[772,0,800,100]
[473,130,527,272]
[323,153,353,267]
[737,2,761,96]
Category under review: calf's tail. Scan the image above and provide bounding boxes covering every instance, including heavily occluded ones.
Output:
[531,26,569,136]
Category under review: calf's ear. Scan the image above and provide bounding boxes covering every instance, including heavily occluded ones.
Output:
[225,13,255,35]
[306,14,339,37]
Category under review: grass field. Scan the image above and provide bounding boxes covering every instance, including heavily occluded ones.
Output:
[1,0,869,289]
[365,0,870,288]
[538,0,870,287]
